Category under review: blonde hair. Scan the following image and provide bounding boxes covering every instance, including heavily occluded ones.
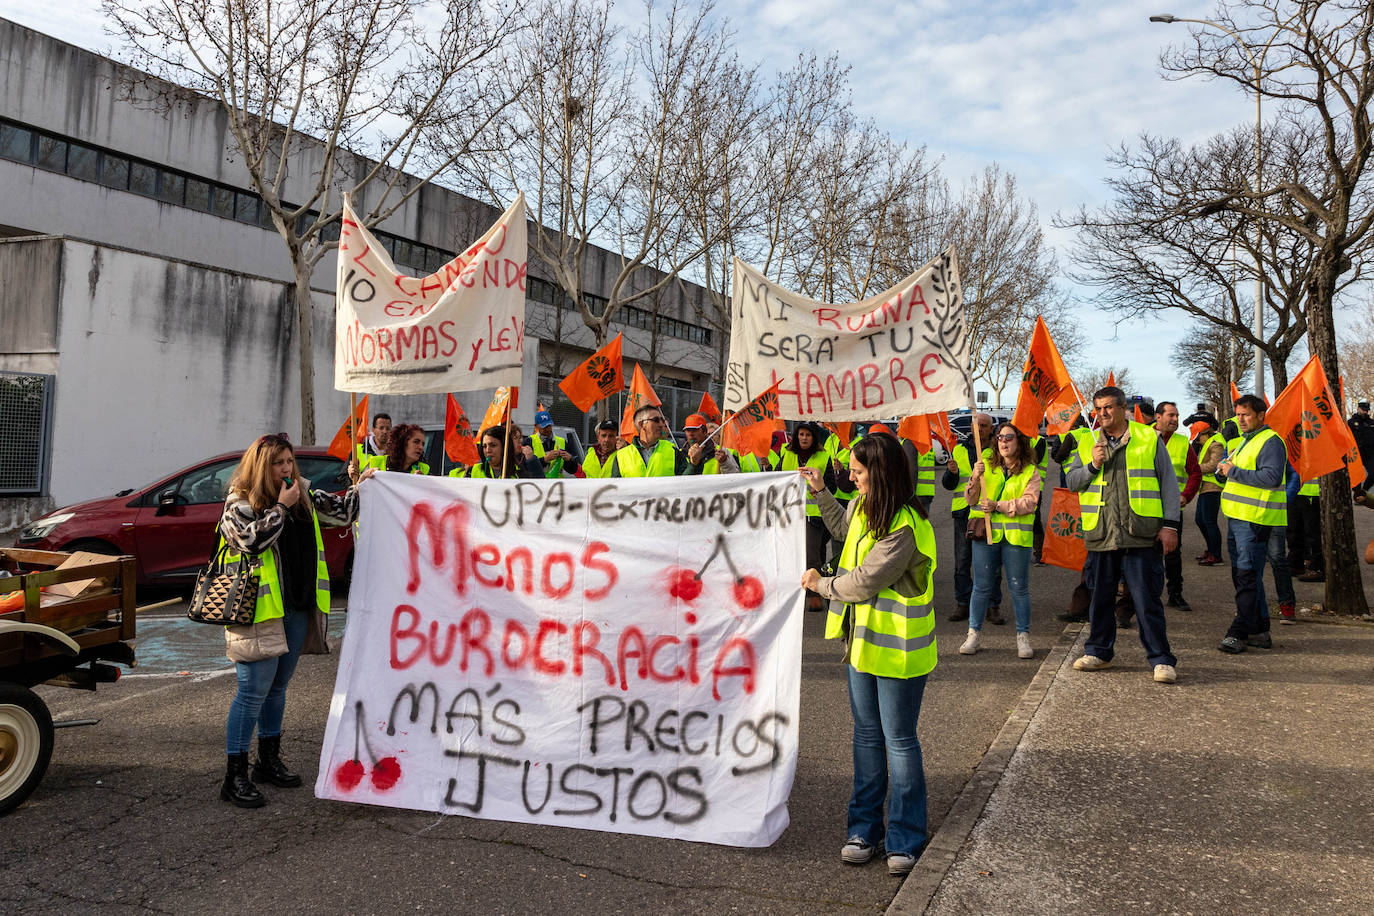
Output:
[229,435,297,513]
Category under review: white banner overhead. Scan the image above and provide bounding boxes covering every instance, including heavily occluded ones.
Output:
[316,471,807,847]
[723,251,972,421]
[334,194,527,394]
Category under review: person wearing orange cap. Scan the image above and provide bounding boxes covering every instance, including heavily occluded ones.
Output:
[683,414,739,474]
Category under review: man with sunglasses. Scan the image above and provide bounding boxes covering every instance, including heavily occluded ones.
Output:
[611,404,688,477]
[1065,386,1181,684]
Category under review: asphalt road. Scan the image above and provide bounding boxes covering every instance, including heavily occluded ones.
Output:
[0,481,1100,914]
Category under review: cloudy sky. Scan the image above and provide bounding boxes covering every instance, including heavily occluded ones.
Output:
[1,0,1269,404]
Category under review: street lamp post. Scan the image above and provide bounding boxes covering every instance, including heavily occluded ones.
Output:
[1150,12,1283,399]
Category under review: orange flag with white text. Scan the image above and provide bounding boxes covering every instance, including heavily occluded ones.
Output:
[1011,316,1075,438]
[1045,384,1084,436]
[444,394,480,466]
[327,395,368,461]
[558,333,624,412]
[620,365,663,439]
[1264,355,1357,483]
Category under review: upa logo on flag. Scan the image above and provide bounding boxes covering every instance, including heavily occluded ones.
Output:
[588,354,619,395]
[1049,508,1082,541]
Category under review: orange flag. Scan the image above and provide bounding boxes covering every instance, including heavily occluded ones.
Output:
[1106,371,1116,388]
[1042,488,1087,571]
[1133,403,1146,423]
[480,385,517,436]
[327,395,368,461]
[697,391,723,426]
[444,394,480,466]
[558,333,624,412]
[1011,316,1076,438]
[1265,355,1358,484]
[619,365,662,439]
[821,422,854,448]
[897,414,951,454]
[720,382,783,459]
[1230,380,1241,406]
[1045,385,1083,436]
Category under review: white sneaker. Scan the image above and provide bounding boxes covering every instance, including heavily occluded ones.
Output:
[958,628,980,655]
[1017,632,1033,659]
[1073,654,1112,671]
[1153,664,1177,684]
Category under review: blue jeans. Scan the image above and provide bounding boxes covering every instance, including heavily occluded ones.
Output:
[969,539,1032,633]
[1084,548,1176,667]
[1226,520,1287,638]
[952,509,1002,612]
[1194,491,1222,558]
[846,667,929,856]
[225,608,309,754]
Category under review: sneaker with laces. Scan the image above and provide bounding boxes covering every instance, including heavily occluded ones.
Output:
[1017,632,1033,659]
[1218,636,1246,654]
[887,852,917,876]
[1246,632,1273,649]
[841,836,879,865]
[1277,601,1296,620]
[958,628,981,655]
[1153,664,1177,684]
[1073,654,1112,671]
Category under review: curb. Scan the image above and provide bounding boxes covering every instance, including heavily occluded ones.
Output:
[886,622,1086,915]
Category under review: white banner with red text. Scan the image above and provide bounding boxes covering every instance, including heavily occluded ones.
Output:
[334,194,527,394]
[723,252,972,421]
[316,470,807,847]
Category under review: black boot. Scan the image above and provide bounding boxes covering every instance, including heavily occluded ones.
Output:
[221,753,266,808]
[253,735,303,788]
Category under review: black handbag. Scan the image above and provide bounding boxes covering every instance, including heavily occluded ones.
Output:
[187,536,260,626]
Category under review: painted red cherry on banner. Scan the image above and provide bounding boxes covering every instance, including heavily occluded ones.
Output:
[667,568,703,601]
[371,756,402,790]
[335,759,365,791]
[733,576,764,610]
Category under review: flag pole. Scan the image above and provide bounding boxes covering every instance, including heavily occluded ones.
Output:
[349,393,359,464]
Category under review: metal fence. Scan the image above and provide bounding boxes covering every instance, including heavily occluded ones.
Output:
[0,372,55,495]
[537,375,713,444]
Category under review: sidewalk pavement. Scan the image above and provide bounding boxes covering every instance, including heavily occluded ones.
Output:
[896,562,1374,915]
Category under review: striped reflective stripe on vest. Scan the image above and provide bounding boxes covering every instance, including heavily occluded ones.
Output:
[850,625,936,653]
[1075,421,1163,531]
[1220,428,1287,526]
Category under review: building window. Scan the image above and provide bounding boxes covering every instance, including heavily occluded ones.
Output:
[34,136,67,173]
[129,161,158,197]
[0,123,34,163]
[234,191,259,224]
[100,155,130,190]
[185,177,211,211]
[67,142,99,181]
[210,186,235,219]
[156,171,185,205]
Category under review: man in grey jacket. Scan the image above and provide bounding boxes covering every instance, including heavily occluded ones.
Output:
[1065,386,1181,684]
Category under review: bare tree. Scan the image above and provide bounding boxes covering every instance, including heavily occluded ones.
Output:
[1078,367,1135,396]
[1161,0,1374,614]
[104,0,526,443]
[1061,124,1364,390]
[1170,321,1257,409]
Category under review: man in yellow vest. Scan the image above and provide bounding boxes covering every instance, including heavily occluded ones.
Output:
[1217,394,1289,652]
[580,420,620,479]
[611,405,688,477]
[1066,386,1180,684]
[530,410,581,479]
[348,412,391,478]
[940,413,1003,623]
[1153,401,1202,610]
[682,414,740,474]
[1193,418,1229,565]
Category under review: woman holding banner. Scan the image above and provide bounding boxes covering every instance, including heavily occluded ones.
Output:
[464,425,546,479]
[218,433,372,808]
[798,434,938,877]
[960,422,1041,659]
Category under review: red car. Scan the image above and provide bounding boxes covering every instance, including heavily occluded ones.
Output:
[15,449,355,586]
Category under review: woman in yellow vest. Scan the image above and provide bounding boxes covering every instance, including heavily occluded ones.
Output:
[960,423,1040,659]
[1193,418,1229,565]
[799,434,938,877]
[782,422,838,611]
[464,425,547,479]
[369,423,430,475]
[218,433,372,808]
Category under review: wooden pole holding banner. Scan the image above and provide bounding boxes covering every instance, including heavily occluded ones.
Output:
[349,393,359,473]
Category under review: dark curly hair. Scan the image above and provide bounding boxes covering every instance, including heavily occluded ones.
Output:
[385,423,426,472]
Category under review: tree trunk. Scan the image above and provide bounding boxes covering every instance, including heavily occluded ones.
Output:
[293,264,317,446]
[1305,256,1368,616]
